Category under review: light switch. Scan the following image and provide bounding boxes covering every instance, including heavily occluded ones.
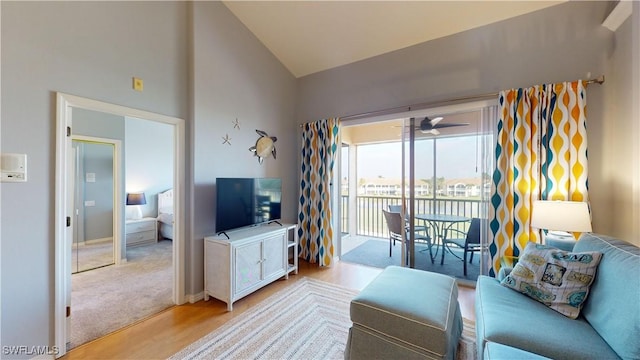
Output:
[86,173,96,183]
[133,77,144,92]
[84,200,95,207]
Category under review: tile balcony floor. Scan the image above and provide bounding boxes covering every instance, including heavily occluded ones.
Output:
[340,234,480,286]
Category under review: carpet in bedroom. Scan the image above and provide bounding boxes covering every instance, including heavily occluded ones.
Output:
[70,240,173,349]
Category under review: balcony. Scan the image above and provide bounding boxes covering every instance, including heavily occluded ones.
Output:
[338,111,492,283]
[339,194,483,283]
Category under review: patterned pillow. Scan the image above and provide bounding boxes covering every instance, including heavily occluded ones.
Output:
[500,241,602,319]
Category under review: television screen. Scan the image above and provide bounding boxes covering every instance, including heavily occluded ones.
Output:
[215,177,282,233]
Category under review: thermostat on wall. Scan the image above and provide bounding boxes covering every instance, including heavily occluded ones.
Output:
[1,153,27,182]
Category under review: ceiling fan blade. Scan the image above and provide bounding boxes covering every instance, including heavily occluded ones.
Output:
[434,122,470,129]
[430,116,443,126]
[420,128,440,135]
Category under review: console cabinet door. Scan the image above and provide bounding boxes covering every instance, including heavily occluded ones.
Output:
[234,241,262,294]
[262,233,286,280]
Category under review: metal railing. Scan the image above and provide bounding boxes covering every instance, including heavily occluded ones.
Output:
[342,195,483,238]
[341,195,349,234]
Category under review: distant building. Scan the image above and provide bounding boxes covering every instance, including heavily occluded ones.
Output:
[443,177,491,197]
[344,177,490,198]
[356,178,431,196]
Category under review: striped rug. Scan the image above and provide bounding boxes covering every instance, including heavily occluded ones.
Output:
[169,277,476,360]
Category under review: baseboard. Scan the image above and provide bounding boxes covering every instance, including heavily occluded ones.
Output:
[187,291,204,303]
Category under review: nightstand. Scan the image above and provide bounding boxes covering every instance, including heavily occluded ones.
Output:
[125,217,157,247]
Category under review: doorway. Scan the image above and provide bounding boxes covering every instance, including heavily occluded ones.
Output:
[54,93,186,358]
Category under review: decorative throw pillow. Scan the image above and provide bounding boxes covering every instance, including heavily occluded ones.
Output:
[500,241,602,319]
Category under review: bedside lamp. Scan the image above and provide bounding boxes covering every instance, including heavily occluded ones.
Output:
[126,192,147,220]
[531,200,592,250]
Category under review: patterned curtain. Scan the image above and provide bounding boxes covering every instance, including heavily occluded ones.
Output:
[489,81,589,277]
[298,118,340,266]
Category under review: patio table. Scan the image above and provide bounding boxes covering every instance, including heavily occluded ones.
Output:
[415,214,470,261]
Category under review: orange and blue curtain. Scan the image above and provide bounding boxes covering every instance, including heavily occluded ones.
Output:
[489,81,589,276]
[298,118,340,267]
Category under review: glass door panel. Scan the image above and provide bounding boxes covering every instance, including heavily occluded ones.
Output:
[72,140,115,273]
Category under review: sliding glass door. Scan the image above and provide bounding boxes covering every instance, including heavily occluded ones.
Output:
[400,106,497,279]
[338,101,497,280]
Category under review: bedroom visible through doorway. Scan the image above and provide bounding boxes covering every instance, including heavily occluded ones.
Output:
[55,93,186,357]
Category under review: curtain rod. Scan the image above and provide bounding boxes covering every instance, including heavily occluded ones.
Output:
[299,75,605,126]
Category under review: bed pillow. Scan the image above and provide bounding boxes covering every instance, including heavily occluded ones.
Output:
[500,241,602,319]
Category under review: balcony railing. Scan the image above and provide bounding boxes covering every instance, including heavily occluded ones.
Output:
[341,195,484,238]
[341,195,349,234]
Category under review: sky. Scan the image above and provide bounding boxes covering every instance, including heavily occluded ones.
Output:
[343,136,486,181]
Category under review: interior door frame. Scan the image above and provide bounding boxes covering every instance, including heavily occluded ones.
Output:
[54,92,186,357]
[72,136,123,271]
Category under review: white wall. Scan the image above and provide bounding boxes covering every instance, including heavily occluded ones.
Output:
[125,116,174,218]
[602,13,637,243]
[1,1,189,355]
[191,1,297,296]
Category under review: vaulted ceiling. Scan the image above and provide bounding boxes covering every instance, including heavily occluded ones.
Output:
[223,1,564,78]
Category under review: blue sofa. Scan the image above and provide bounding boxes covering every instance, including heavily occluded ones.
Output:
[475,233,640,359]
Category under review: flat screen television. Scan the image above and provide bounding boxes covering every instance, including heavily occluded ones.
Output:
[215,177,282,234]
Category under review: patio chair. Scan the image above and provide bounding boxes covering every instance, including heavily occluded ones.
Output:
[388,204,429,235]
[441,217,482,276]
[382,210,434,264]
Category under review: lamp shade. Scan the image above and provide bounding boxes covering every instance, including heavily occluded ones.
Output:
[126,192,147,206]
[531,200,592,232]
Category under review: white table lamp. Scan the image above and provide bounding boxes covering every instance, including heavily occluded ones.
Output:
[531,200,592,249]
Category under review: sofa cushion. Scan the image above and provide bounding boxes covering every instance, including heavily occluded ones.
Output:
[500,241,602,318]
[475,275,619,360]
[573,234,640,360]
[483,342,551,360]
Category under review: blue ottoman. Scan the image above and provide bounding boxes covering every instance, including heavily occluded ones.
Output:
[345,266,462,360]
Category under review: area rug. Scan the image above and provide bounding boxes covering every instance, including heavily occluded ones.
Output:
[169,277,477,360]
[341,239,480,283]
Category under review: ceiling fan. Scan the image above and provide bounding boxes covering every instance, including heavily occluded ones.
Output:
[417,116,469,135]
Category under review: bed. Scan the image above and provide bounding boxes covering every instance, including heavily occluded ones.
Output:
[157,188,174,240]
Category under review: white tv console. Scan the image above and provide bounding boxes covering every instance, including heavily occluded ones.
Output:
[204,223,298,311]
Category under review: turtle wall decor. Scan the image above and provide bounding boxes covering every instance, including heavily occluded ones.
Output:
[249,129,277,164]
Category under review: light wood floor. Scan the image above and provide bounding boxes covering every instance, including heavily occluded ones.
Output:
[63,260,476,360]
